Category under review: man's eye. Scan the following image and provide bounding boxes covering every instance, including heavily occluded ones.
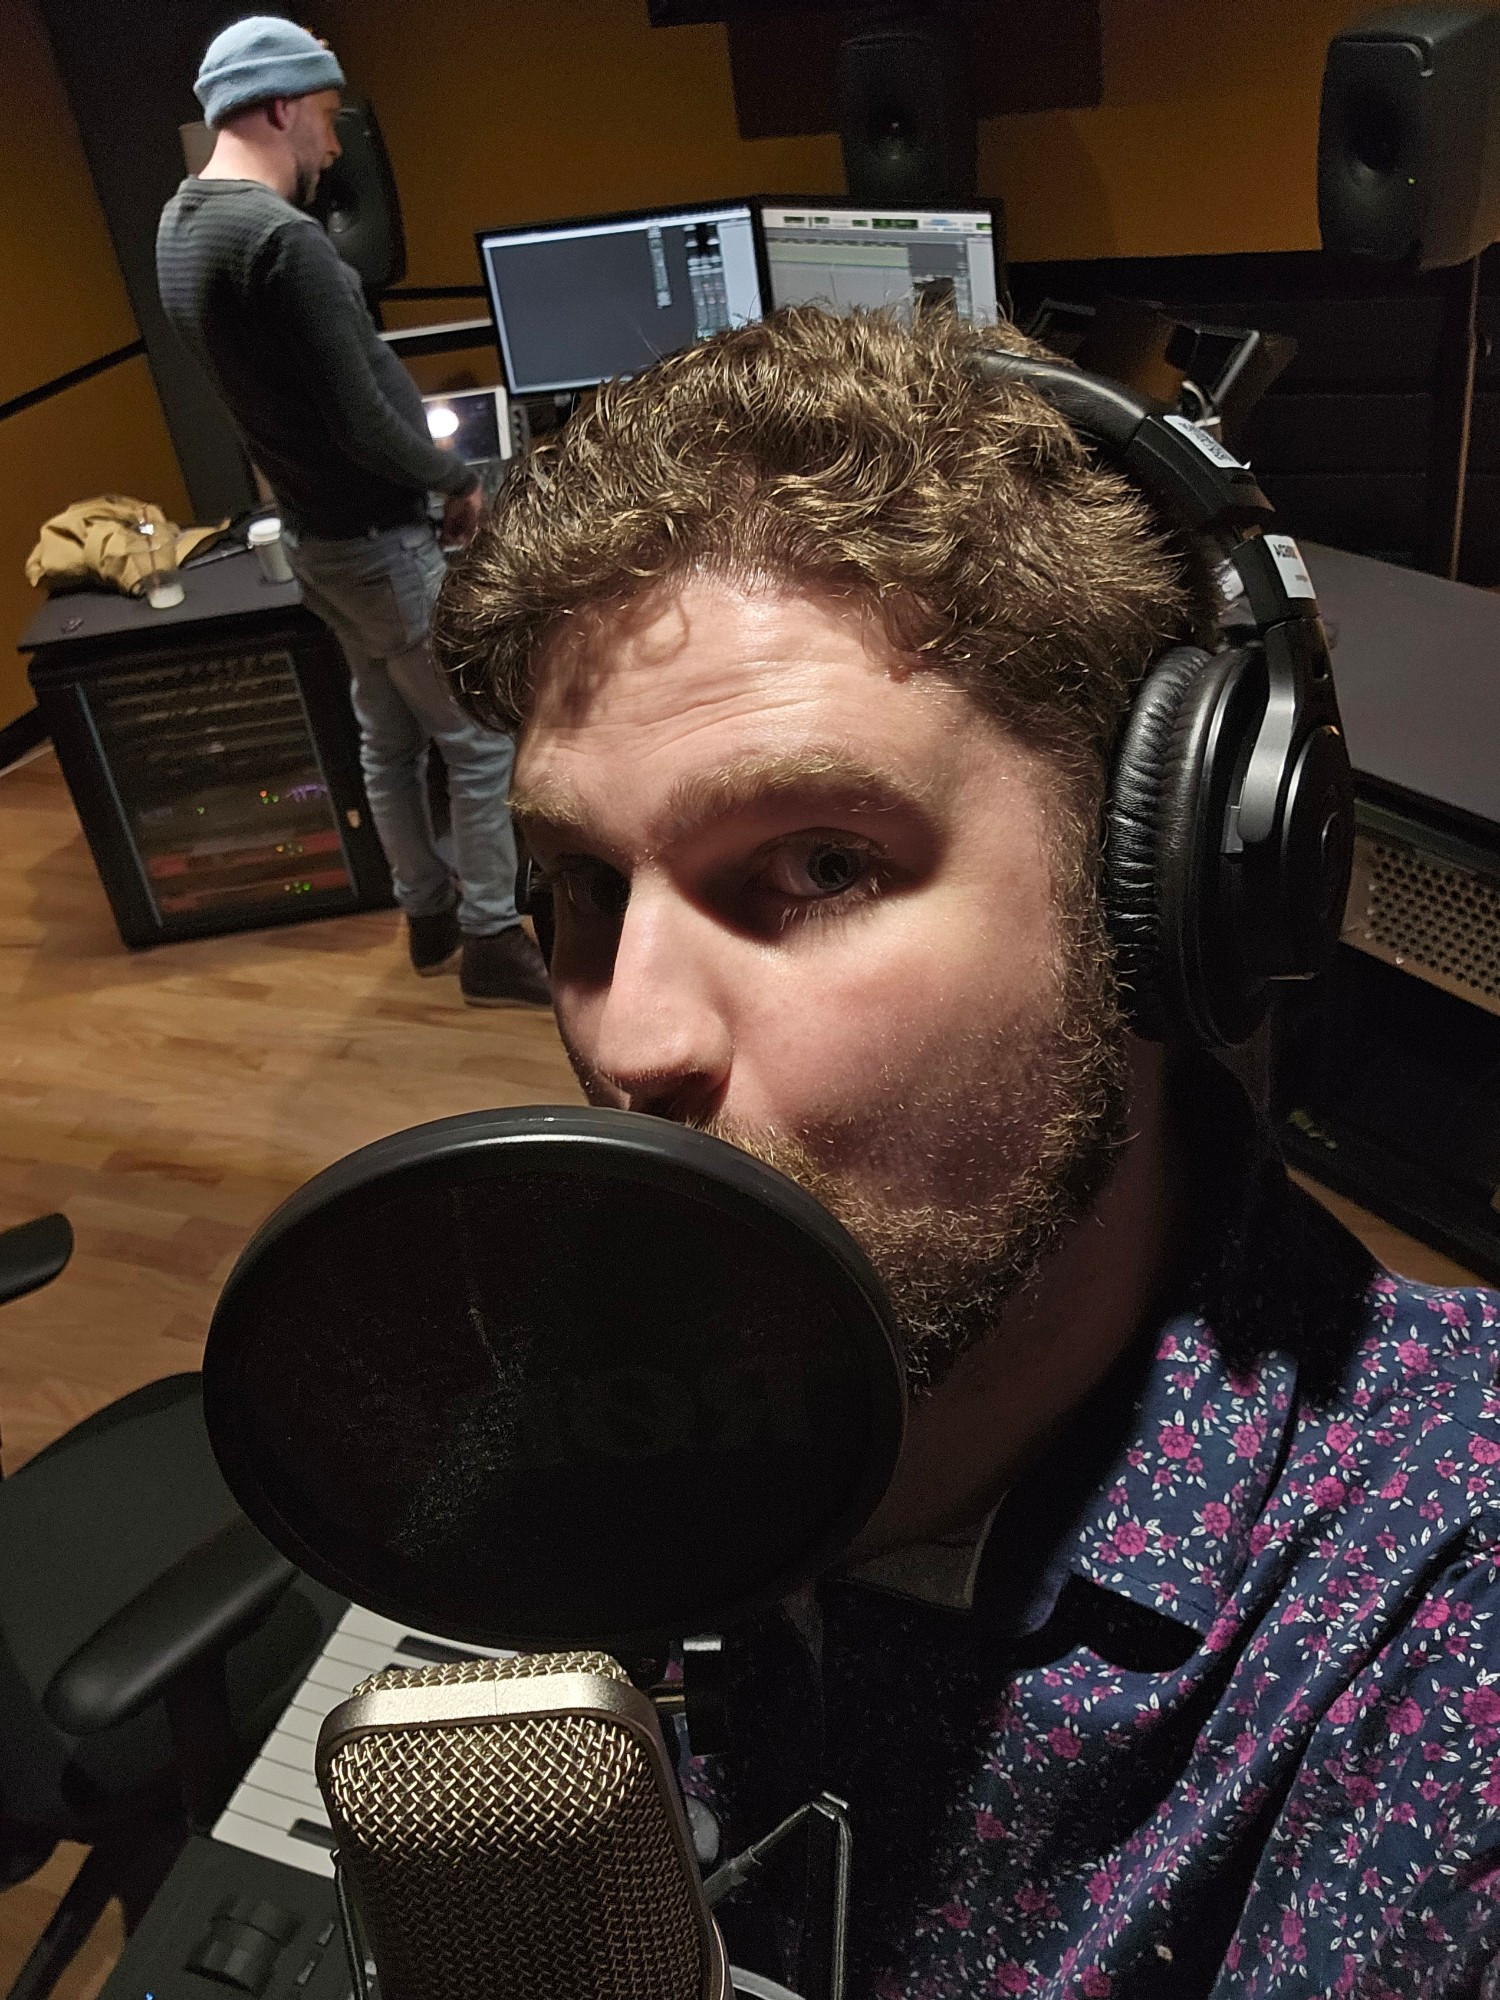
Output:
[761,839,873,902]
[554,861,629,922]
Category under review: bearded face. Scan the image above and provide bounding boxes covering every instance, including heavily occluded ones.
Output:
[514,576,1130,1397]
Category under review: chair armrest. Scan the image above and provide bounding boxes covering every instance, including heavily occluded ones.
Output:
[0,1213,73,1307]
[43,1512,295,1736]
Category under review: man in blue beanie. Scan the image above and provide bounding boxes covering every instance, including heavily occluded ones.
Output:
[156,17,550,1007]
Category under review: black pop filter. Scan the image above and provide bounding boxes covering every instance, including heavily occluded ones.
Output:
[203,1107,904,1648]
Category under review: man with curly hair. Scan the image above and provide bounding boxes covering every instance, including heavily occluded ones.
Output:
[440,308,1500,1998]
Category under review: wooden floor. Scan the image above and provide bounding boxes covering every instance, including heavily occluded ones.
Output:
[0,746,1481,1997]
[0,746,583,1999]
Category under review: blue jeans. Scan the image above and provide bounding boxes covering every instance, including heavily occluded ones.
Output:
[286,521,519,935]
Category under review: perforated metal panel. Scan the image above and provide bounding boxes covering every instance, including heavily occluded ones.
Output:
[1344,828,1500,1018]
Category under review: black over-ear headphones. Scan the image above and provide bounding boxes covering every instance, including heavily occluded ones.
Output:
[970,352,1353,1048]
[519,351,1355,1051]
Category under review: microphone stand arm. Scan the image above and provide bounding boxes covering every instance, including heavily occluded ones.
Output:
[702,1792,852,2000]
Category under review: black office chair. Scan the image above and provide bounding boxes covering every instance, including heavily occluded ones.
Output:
[0,1213,345,2000]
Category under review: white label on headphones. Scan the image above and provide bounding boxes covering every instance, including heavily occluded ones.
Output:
[1265,534,1317,599]
[1163,411,1244,469]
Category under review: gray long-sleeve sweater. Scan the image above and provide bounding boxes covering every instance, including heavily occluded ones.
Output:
[156,176,476,538]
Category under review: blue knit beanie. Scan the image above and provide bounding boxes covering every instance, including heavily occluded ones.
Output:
[194,16,345,128]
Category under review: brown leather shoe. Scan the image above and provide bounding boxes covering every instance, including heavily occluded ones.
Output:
[460,926,552,1008]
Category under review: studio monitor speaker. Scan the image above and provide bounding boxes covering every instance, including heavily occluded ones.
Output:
[1318,5,1500,269]
[312,100,407,295]
[835,11,977,203]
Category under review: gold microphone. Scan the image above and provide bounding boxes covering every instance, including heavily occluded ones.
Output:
[316,1652,729,2000]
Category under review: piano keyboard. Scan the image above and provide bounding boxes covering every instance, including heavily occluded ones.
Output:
[212,1603,513,1876]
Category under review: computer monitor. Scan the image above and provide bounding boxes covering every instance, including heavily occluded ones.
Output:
[757,200,1004,326]
[476,201,766,397]
[421,386,512,465]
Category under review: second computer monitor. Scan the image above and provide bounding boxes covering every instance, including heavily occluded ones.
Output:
[759,201,1003,326]
[477,201,766,398]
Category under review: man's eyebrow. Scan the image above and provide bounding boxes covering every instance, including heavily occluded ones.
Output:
[510,749,934,851]
[659,749,933,841]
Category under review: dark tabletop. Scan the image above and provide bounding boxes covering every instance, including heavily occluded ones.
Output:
[17,547,303,653]
[1304,540,1500,831]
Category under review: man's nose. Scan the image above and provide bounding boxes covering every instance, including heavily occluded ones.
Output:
[587,886,733,1122]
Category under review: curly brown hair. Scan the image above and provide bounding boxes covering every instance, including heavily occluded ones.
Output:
[437,306,1218,805]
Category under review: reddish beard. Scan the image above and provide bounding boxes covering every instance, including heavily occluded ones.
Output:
[691,894,1130,1396]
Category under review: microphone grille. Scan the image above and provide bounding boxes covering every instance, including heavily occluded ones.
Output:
[320,1653,708,2000]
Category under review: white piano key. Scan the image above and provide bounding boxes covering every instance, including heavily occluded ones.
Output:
[275,1706,324,1743]
[241,1758,326,1810]
[212,1809,336,1878]
[320,1633,396,1674]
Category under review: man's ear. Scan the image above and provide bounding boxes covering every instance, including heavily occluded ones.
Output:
[265,95,294,132]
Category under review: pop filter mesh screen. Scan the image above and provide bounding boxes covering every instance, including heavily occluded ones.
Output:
[207,1129,899,1643]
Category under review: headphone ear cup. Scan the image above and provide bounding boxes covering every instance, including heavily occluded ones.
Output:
[1105,644,1266,1049]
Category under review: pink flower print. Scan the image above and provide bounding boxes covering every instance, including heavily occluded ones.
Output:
[1396,1340,1430,1372]
[1470,1435,1500,1465]
[1281,1911,1304,1948]
[1328,1689,1360,1726]
[1235,1730,1258,1765]
[1463,1685,1500,1725]
[942,1900,972,1930]
[1201,1501,1232,1537]
[1014,1882,1050,1915]
[975,1807,1006,1841]
[1342,1773,1378,1806]
[1327,1421,1356,1452]
[1204,1612,1237,1654]
[1389,1697,1424,1735]
[1248,1520,1274,1555]
[1158,1422,1193,1461]
[1087,1871,1114,1907]
[1231,1422,1262,1460]
[1380,1472,1409,1500]
[1111,1520,1148,1558]
[993,1964,1030,1994]
[1483,1772,1500,1808]
[1312,1475,1347,1508]
[1080,1971,1112,1998]
[1048,1726,1082,1760]
[1435,1297,1470,1326]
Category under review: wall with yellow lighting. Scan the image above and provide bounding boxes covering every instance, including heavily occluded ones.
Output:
[0,0,188,731]
[318,0,1407,284]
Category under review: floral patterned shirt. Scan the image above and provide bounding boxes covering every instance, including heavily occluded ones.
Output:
[701,1107,1500,1998]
